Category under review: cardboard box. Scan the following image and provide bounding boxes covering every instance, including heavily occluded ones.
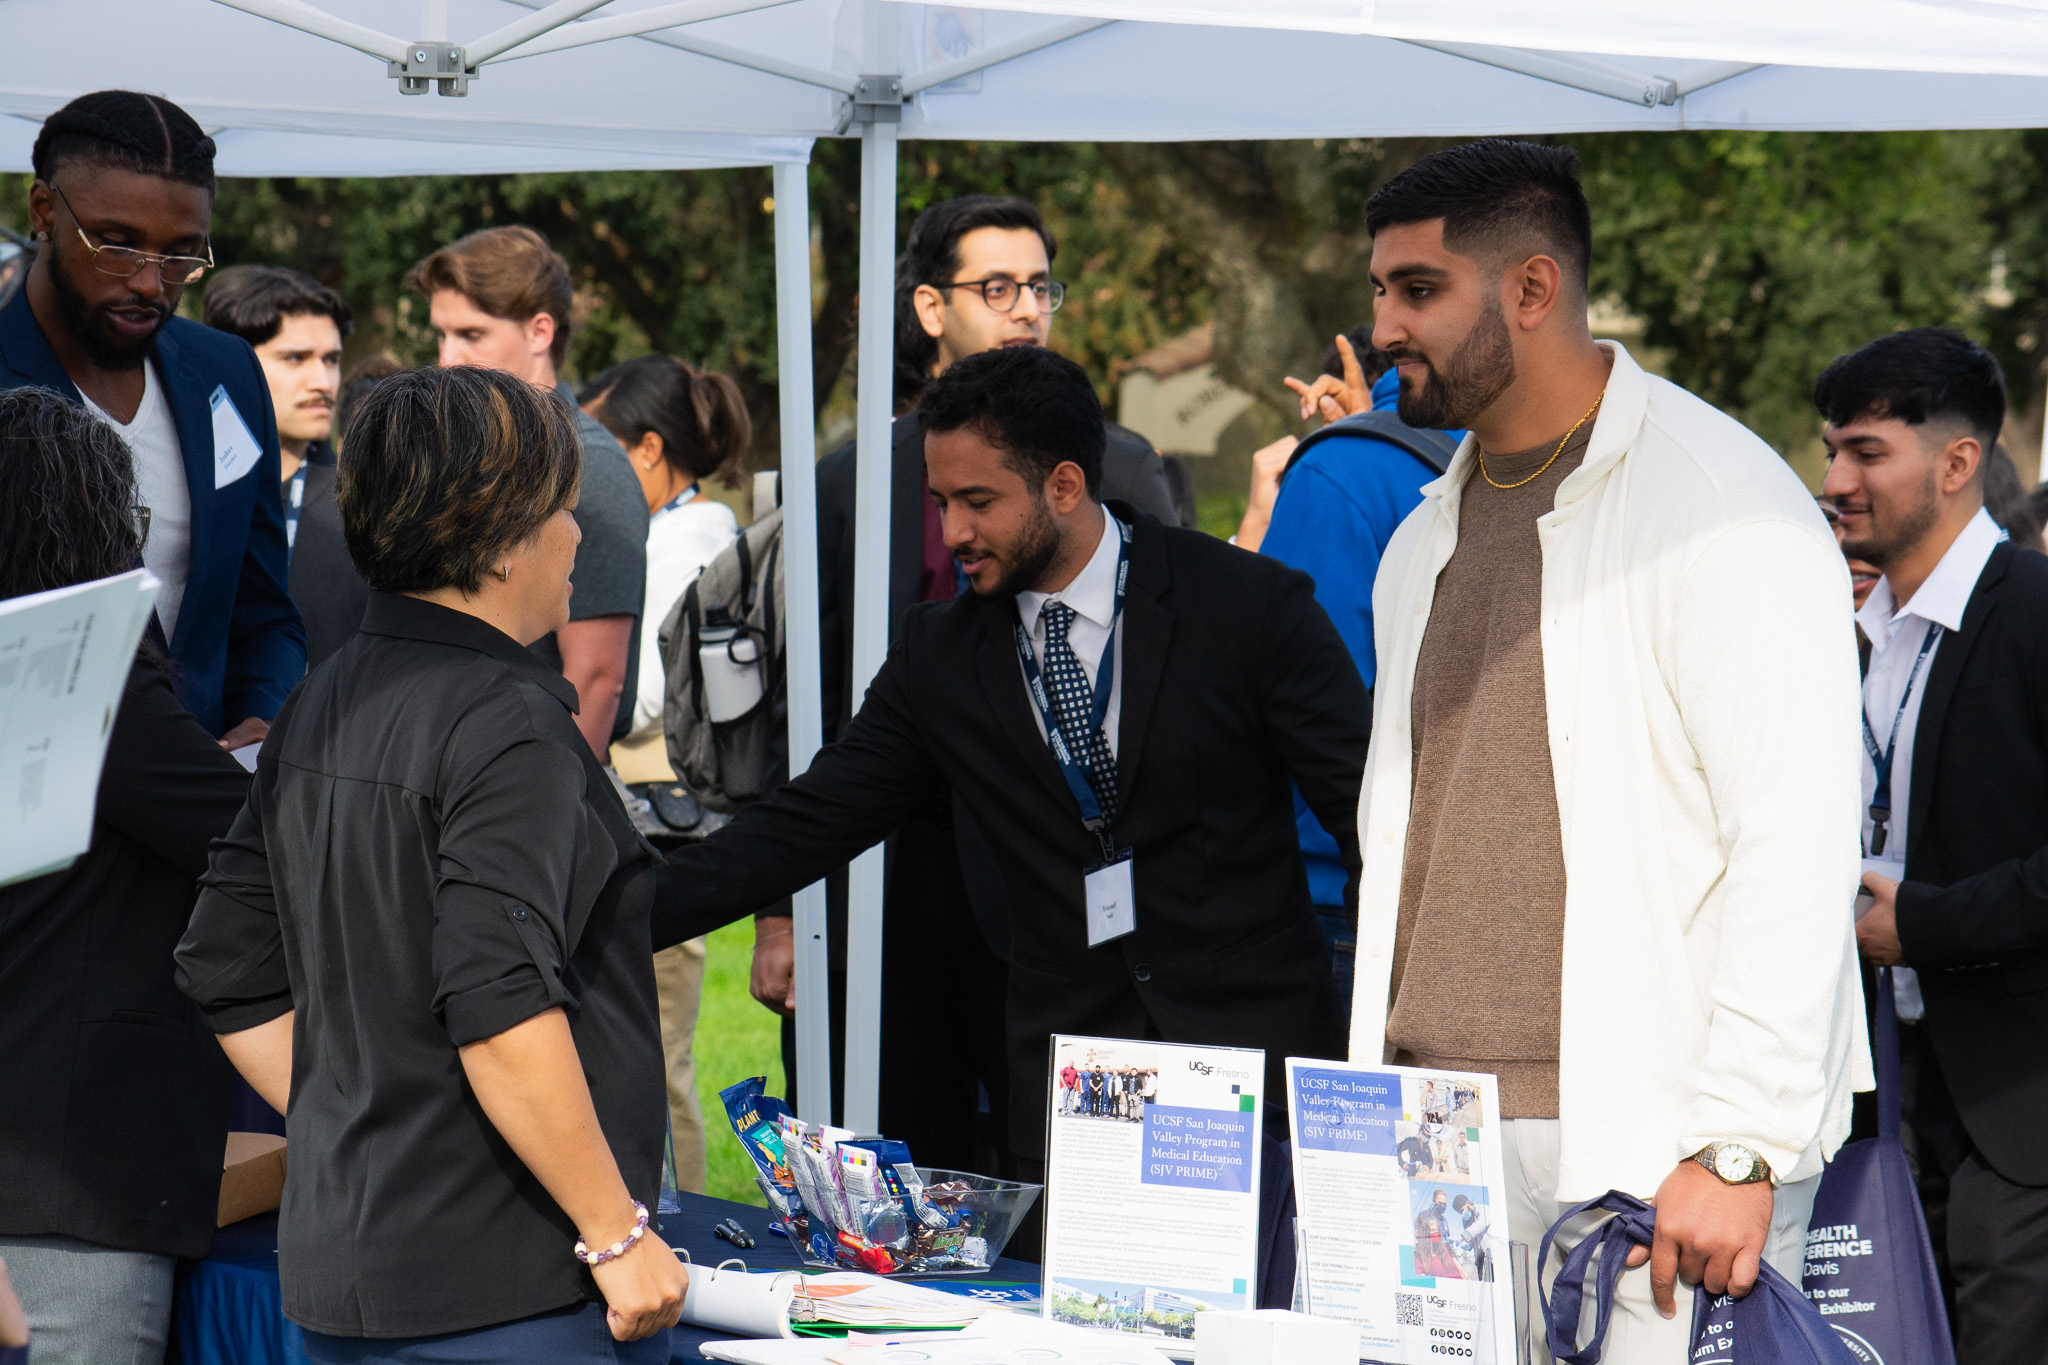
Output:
[217,1131,286,1227]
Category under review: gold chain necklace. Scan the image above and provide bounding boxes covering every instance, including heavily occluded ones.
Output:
[1477,393,1604,491]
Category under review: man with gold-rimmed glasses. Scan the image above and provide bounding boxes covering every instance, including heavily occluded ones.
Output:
[0,90,303,751]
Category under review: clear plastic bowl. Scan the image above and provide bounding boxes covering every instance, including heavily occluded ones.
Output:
[770,1166,1044,1276]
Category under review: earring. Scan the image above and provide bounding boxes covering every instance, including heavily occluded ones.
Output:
[495,565,509,582]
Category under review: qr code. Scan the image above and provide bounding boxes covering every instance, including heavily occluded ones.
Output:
[1396,1293,1424,1327]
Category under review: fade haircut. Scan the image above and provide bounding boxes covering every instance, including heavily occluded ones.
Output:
[338,366,580,594]
[1814,327,2007,456]
[896,196,1058,405]
[919,345,1103,497]
[1365,140,1592,292]
[33,90,216,194]
[202,266,355,349]
[409,226,574,368]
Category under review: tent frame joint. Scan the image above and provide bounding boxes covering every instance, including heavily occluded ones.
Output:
[845,74,906,125]
[388,39,473,95]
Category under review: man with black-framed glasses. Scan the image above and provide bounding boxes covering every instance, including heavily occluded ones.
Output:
[0,90,303,751]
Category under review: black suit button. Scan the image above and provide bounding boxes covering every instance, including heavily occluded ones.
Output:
[510,905,529,921]
[1133,963,1152,983]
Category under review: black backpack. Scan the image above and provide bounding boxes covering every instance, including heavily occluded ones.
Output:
[1281,411,1459,484]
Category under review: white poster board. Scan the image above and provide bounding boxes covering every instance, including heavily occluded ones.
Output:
[0,569,160,886]
[1287,1059,1515,1364]
[1043,1035,1264,1349]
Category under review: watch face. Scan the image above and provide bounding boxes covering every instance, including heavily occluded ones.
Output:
[1713,1146,1753,1182]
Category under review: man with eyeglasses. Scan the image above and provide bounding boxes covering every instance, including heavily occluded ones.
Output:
[750,196,1179,1188]
[0,91,302,749]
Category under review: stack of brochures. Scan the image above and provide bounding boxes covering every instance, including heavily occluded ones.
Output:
[678,1264,996,1339]
[700,1311,1180,1364]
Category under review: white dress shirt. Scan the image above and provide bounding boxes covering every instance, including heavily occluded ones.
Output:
[1015,510,1127,757]
[1856,505,2005,1020]
[80,361,190,640]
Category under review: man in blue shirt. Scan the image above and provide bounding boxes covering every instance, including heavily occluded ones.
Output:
[1239,334,1460,1026]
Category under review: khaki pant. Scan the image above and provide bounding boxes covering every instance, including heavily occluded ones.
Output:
[1503,1119,1819,1364]
[653,938,708,1195]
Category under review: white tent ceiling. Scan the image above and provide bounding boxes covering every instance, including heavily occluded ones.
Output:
[9,0,2045,1130]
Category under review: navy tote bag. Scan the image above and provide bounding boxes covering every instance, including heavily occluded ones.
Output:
[1800,966,1955,1365]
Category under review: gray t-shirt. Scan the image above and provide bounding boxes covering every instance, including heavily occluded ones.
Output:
[532,385,650,745]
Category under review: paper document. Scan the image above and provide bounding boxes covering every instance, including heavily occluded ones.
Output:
[700,1312,1176,1363]
[1041,1035,1263,1350]
[679,1264,991,1340]
[0,569,161,886]
[1286,1059,1515,1364]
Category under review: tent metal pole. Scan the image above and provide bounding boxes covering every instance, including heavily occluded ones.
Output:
[1404,40,1678,106]
[419,0,447,41]
[841,0,902,1139]
[773,157,834,1126]
[208,0,408,63]
[482,0,802,64]
[466,0,617,65]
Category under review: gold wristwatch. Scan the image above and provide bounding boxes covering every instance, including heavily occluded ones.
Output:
[1693,1142,1772,1185]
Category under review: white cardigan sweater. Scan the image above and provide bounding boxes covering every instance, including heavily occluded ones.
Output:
[1349,343,1872,1199]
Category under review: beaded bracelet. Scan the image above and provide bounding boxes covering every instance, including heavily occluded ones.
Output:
[575,1201,650,1267]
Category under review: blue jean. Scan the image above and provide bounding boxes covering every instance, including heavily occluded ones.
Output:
[295,1302,669,1365]
[1316,908,1356,1035]
[0,1234,175,1365]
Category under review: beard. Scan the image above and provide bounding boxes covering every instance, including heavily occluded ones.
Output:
[1840,467,1941,571]
[977,488,1065,599]
[48,252,170,371]
[1390,298,1517,430]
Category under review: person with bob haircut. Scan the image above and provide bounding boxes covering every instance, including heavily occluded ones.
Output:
[176,366,717,1362]
[0,388,252,1365]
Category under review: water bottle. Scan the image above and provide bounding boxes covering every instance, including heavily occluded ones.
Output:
[698,608,764,722]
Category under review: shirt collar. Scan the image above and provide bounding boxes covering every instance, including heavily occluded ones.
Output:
[1856,505,2005,649]
[358,591,582,714]
[1017,510,1124,637]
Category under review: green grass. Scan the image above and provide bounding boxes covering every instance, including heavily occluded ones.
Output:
[1196,490,1248,541]
[693,918,788,1205]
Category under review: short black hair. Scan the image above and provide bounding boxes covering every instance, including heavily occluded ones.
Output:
[339,366,580,594]
[32,90,216,194]
[918,345,1103,497]
[1814,327,2007,454]
[1365,140,1592,291]
[202,266,355,349]
[896,196,1058,406]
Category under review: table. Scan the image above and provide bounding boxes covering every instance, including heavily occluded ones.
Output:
[166,1191,1043,1364]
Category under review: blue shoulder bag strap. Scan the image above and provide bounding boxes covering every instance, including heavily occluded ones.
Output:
[1282,410,1459,483]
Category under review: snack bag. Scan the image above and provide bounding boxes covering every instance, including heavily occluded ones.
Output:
[719,1077,802,1217]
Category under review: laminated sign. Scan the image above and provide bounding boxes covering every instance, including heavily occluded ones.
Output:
[1286,1059,1515,1364]
[1041,1035,1263,1349]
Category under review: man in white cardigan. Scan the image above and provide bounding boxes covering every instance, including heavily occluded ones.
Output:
[1349,141,1868,1361]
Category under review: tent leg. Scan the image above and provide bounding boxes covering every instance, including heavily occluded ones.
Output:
[841,105,898,1138]
[773,157,831,1126]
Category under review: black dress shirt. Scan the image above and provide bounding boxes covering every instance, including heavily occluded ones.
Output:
[0,657,248,1259]
[175,593,688,1339]
[288,455,371,670]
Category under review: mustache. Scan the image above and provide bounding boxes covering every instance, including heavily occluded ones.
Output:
[95,293,172,321]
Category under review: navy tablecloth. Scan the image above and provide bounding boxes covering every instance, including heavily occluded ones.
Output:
[165,1192,1042,1364]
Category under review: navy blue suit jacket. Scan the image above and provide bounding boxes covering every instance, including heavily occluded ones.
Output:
[0,290,304,734]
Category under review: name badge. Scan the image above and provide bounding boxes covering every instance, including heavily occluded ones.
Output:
[1084,850,1136,947]
[210,386,264,488]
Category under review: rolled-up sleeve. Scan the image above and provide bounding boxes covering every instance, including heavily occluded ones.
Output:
[177,782,295,1033]
[431,732,590,1046]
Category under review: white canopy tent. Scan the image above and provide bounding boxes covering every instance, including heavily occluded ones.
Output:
[9,0,2047,1132]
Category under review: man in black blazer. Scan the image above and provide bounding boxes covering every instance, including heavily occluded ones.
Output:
[1825,328,2048,1365]
[672,345,1369,1165]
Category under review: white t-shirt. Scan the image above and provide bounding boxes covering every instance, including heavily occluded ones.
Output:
[634,490,740,734]
[80,361,191,641]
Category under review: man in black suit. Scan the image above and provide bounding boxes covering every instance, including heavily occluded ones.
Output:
[674,345,1368,1170]
[1823,328,2048,1365]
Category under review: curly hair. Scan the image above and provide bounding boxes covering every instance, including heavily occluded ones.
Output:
[338,367,581,594]
[0,388,142,600]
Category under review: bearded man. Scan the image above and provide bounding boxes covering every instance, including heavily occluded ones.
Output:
[0,90,302,744]
[1351,140,1868,1364]
[663,343,1370,1178]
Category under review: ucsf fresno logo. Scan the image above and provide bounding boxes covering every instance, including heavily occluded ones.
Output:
[1187,1059,1253,1082]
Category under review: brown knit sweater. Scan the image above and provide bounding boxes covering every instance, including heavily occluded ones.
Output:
[1385,424,1593,1119]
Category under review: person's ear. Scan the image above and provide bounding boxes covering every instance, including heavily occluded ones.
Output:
[26,180,54,242]
[527,311,556,362]
[1510,254,1565,333]
[1943,435,1984,496]
[913,284,947,342]
[630,431,665,471]
[1047,460,1089,515]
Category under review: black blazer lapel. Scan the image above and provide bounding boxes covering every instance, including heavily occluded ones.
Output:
[148,324,218,655]
[973,604,1085,815]
[1114,513,1173,798]
[1907,543,2010,870]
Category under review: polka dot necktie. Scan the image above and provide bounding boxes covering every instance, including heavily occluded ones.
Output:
[1038,600,1119,824]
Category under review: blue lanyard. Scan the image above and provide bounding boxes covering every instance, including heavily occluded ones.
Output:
[1862,619,1942,857]
[1012,517,1130,832]
[658,484,700,515]
[284,462,307,555]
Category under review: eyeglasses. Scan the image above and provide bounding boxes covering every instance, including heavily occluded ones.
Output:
[48,184,213,286]
[937,276,1066,315]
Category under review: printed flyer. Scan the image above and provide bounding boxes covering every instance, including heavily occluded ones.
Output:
[1286,1059,1514,1364]
[1042,1036,1264,1348]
